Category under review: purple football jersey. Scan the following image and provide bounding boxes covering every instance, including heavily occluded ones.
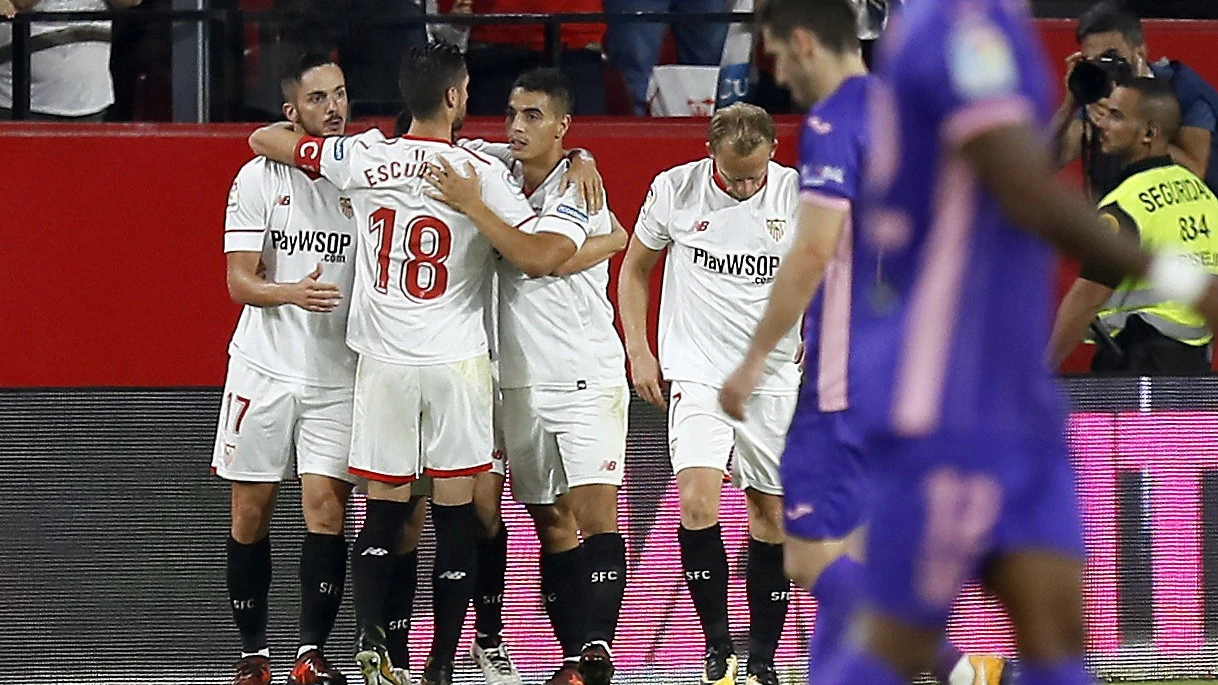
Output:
[853,0,1069,444]
[798,75,874,415]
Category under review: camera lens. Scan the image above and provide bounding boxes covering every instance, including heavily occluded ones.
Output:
[1069,60,1112,105]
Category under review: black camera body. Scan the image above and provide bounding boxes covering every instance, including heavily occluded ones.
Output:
[1068,49,1136,105]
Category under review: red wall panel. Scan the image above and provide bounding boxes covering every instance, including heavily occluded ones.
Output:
[3,19,1216,387]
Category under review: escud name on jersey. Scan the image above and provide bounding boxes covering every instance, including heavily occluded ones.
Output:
[691,247,781,284]
[270,230,353,262]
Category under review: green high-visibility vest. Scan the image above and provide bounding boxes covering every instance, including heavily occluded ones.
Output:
[1094,156,1218,346]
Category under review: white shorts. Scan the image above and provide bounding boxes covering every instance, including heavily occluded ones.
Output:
[211,357,356,484]
[502,384,628,505]
[668,380,795,496]
[349,354,494,484]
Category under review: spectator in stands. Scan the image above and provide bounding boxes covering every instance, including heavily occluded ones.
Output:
[0,0,142,120]
[603,0,730,115]
[431,0,607,115]
[1052,0,1218,199]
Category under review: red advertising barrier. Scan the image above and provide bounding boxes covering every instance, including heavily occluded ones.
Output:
[3,19,1217,387]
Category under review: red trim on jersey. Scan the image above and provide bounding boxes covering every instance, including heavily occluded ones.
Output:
[423,462,493,478]
[513,216,538,229]
[400,134,454,146]
[294,135,325,174]
[348,466,418,485]
[224,228,264,233]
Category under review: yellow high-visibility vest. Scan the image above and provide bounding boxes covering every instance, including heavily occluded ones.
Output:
[1094,156,1218,346]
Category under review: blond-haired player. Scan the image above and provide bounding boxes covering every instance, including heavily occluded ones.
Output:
[618,103,798,685]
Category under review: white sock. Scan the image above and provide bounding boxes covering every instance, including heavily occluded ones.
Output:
[297,644,319,659]
[241,648,271,659]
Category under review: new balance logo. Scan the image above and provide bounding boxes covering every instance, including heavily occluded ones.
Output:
[361,547,389,557]
[438,570,468,581]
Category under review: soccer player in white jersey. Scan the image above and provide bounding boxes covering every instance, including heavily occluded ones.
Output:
[215,53,357,685]
[618,103,798,685]
[248,41,589,685]
[434,68,629,685]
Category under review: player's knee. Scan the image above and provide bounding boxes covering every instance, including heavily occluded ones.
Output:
[568,484,620,536]
[527,504,579,551]
[230,485,275,543]
[677,479,720,530]
[745,492,785,545]
[301,489,347,536]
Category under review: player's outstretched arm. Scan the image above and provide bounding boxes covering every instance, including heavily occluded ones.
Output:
[226,253,342,312]
[249,123,305,167]
[552,211,628,277]
[962,124,1218,337]
[426,157,579,277]
[1046,277,1114,369]
[720,201,846,421]
[618,235,667,409]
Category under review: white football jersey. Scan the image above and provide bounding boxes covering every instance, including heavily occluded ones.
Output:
[634,158,801,393]
[223,156,358,388]
[307,129,586,364]
[461,140,627,390]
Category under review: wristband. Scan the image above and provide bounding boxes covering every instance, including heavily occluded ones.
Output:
[1148,252,1209,306]
[294,135,325,174]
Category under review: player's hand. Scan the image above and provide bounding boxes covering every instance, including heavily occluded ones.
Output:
[425,157,484,215]
[285,264,342,313]
[561,152,605,215]
[628,349,667,410]
[719,358,764,422]
[0,0,17,19]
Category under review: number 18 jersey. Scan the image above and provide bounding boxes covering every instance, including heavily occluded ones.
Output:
[298,129,550,365]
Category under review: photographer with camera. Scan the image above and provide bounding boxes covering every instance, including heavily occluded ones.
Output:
[1049,78,1218,375]
[1052,0,1218,200]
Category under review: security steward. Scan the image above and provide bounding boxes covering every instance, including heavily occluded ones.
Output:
[1049,78,1218,374]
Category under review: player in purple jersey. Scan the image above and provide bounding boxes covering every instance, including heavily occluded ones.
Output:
[809,1,1218,685]
[720,1,1006,683]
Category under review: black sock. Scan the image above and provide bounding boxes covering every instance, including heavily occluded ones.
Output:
[386,550,419,669]
[353,499,417,635]
[679,524,732,650]
[475,523,508,639]
[541,545,587,659]
[227,535,272,654]
[299,532,347,649]
[431,502,478,662]
[582,532,626,646]
[746,538,789,666]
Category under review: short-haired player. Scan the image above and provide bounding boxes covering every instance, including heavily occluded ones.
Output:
[720,1,1007,683]
[427,66,630,685]
[216,52,357,685]
[248,41,583,685]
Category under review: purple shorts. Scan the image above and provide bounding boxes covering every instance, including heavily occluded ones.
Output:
[779,405,868,541]
[863,433,1085,627]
